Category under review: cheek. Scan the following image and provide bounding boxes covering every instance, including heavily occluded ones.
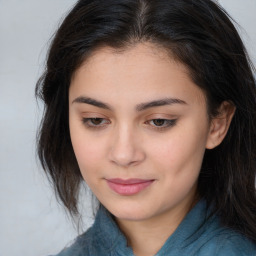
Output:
[148,129,207,205]
[74,140,101,166]
[69,120,103,178]
[72,138,104,187]
[149,125,208,177]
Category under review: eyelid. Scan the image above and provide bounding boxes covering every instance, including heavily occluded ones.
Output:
[145,118,177,130]
[145,113,178,119]
[81,117,111,129]
[81,111,108,118]
[80,112,178,131]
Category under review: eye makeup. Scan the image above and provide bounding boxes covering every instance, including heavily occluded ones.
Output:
[81,117,177,132]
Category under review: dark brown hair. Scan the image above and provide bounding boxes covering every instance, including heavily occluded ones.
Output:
[36,0,256,242]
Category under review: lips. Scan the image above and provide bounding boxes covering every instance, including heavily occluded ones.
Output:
[106,178,155,196]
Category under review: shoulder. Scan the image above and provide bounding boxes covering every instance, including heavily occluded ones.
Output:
[194,202,256,255]
[197,229,256,256]
[182,201,256,256]
[49,206,129,256]
[175,200,256,256]
[216,234,256,256]
[50,228,95,256]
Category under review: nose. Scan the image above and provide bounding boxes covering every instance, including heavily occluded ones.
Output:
[108,125,146,167]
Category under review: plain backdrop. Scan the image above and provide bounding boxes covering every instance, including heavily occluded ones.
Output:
[0,1,255,256]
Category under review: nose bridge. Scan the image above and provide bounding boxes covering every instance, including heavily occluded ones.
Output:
[109,122,145,167]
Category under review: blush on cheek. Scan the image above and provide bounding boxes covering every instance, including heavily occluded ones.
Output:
[75,145,99,167]
[153,141,180,163]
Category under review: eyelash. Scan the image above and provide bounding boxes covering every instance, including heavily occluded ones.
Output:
[82,118,110,130]
[81,118,177,131]
[146,119,177,131]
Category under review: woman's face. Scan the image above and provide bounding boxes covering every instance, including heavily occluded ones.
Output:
[69,43,212,222]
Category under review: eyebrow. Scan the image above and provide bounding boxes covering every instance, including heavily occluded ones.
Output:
[72,96,187,111]
[72,96,112,110]
[136,98,187,111]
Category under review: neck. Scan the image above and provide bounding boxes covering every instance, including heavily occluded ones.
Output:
[116,195,198,256]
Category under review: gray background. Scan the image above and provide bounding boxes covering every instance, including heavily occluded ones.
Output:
[0,1,255,256]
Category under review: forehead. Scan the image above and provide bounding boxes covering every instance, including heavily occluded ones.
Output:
[73,43,173,77]
[70,43,206,107]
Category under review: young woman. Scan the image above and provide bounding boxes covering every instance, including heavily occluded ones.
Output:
[36,0,256,255]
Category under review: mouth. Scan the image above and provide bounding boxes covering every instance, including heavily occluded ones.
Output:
[106,178,155,196]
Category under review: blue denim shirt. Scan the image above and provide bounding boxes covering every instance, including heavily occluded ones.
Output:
[53,200,256,255]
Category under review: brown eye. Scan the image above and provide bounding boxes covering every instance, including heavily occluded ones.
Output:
[152,119,165,126]
[90,118,104,125]
[147,119,177,131]
[82,118,110,129]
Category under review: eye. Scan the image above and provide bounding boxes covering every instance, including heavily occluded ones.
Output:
[147,119,177,130]
[82,118,110,129]
[151,119,166,126]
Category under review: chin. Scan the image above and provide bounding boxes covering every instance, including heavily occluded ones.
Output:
[106,203,155,222]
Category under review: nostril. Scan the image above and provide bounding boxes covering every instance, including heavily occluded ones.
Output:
[108,141,146,167]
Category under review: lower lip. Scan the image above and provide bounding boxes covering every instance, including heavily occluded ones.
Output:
[106,180,154,196]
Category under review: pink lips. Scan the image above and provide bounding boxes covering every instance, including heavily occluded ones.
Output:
[106,178,154,196]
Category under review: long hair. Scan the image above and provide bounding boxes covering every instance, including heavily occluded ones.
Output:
[36,0,256,241]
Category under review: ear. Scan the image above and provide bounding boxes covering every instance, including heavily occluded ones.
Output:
[206,101,236,149]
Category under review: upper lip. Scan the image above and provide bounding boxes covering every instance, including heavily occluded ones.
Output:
[106,178,154,185]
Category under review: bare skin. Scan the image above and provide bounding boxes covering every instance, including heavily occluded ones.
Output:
[69,43,235,256]
[117,192,198,256]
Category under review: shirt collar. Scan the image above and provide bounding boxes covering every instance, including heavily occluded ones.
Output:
[92,200,214,255]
